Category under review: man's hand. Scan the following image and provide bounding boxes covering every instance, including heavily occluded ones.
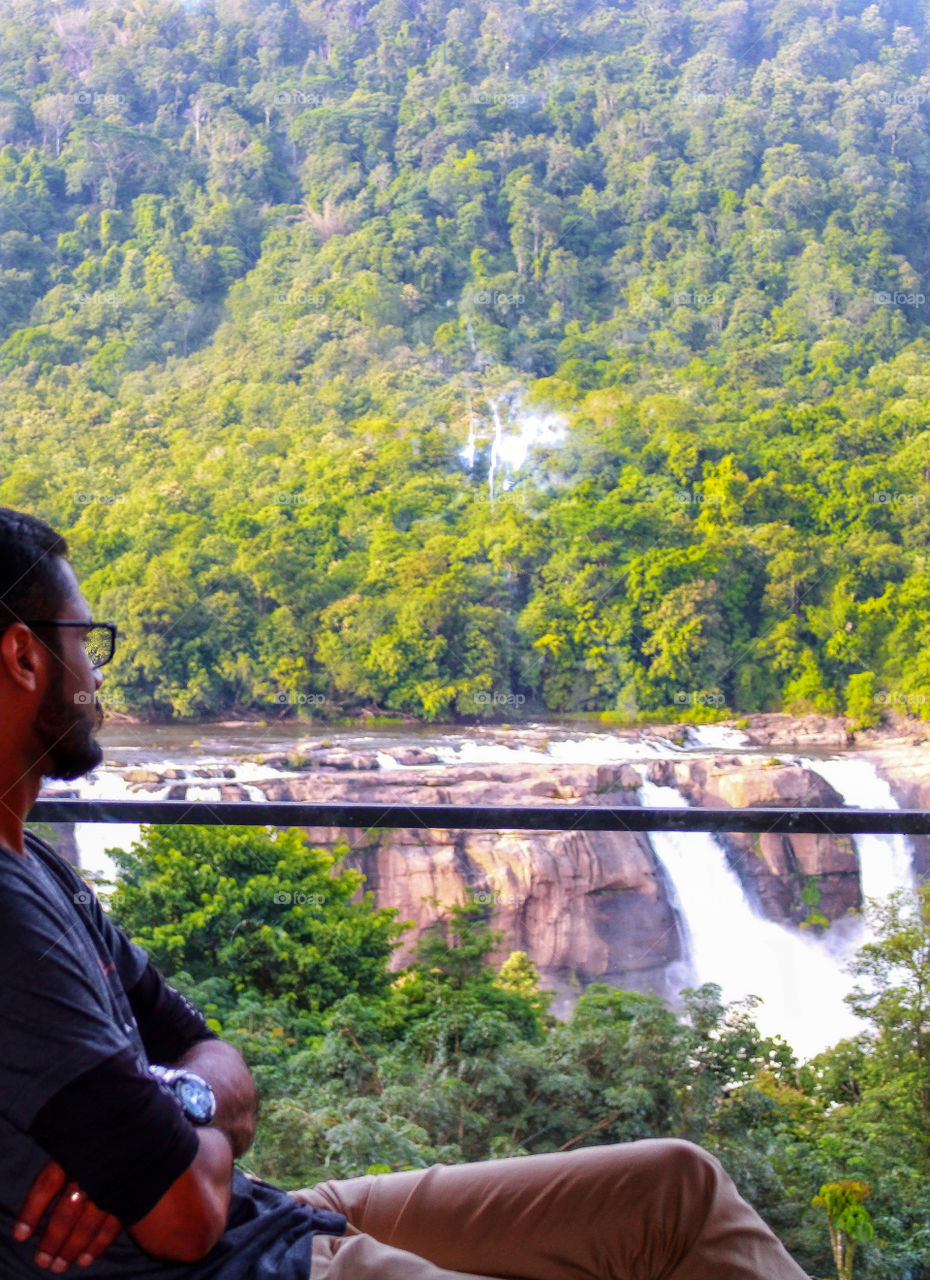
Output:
[14,1160,122,1273]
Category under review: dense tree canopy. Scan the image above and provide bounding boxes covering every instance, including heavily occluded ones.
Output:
[0,0,928,722]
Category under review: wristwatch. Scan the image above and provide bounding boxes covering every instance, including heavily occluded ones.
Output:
[148,1065,217,1125]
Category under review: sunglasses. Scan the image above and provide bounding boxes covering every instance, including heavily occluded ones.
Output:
[24,620,118,669]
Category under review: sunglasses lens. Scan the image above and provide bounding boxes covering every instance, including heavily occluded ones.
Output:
[84,627,111,667]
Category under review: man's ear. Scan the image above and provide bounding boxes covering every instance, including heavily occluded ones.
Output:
[0,622,47,694]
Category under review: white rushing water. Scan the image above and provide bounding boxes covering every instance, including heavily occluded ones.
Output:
[641,780,863,1059]
[796,755,914,903]
[433,729,736,768]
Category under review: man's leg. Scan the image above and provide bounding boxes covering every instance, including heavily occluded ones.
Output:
[292,1139,809,1280]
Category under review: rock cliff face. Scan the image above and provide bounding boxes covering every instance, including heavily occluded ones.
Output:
[646,757,860,923]
[117,748,872,1002]
[253,762,685,1013]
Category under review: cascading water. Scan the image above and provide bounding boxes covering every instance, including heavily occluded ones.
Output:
[51,768,153,884]
[46,725,921,1063]
[459,388,567,499]
[486,395,505,501]
[640,779,863,1059]
[796,755,914,903]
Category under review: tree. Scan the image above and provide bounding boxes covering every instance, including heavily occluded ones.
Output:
[108,824,407,1014]
[845,886,930,1172]
[811,1181,875,1280]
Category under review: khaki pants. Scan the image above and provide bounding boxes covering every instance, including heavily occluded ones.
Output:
[290,1139,808,1279]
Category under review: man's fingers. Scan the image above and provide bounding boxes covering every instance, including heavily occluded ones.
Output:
[32,1185,90,1269]
[74,1213,122,1268]
[35,1191,123,1273]
[14,1161,67,1238]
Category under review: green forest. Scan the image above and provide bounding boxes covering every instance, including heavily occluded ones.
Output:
[105,823,930,1279]
[0,0,929,724]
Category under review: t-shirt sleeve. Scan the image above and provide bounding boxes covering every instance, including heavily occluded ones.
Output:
[24,832,150,993]
[0,882,134,1131]
[28,1047,200,1226]
[127,961,220,1065]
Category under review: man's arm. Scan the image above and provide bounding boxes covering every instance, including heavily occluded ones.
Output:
[127,1127,234,1263]
[172,1038,259,1160]
[127,1036,258,1260]
[19,1129,235,1272]
[126,1039,257,1261]
[24,1044,243,1268]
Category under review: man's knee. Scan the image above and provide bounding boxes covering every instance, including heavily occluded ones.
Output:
[642,1138,724,1186]
[624,1139,726,1227]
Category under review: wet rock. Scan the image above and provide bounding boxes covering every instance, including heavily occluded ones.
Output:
[124,769,162,785]
[389,747,441,766]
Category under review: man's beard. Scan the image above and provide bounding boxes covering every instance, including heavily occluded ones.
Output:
[34,665,103,781]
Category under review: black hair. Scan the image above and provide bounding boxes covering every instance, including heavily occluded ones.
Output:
[0,508,70,632]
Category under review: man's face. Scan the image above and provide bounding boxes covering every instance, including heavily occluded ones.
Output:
[32,561,104,781]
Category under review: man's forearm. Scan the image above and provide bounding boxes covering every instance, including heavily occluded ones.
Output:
[174,1039,258,1159]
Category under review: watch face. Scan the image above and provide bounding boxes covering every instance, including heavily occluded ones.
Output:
[177,1075,216,1124]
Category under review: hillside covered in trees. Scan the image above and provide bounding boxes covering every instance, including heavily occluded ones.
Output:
[1,0,929,721]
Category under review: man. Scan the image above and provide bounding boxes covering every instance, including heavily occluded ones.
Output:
[0,507,810,1280]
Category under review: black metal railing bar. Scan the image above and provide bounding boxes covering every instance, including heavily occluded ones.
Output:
[27,799,930,836]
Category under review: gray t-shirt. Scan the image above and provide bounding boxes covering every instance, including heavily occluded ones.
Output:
[0,835,345,1279]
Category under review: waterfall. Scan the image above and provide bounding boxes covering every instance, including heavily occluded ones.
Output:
[463,412,477,471]
[684,724,750,750]
[796,755,914,903]
[53,760,276,884]
[640,780,863,1059]
[486,395,505,501]
[459,387,567,499]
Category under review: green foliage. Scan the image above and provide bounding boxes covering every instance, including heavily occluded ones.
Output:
[845,672,881,732]
[0,0,928,720]
[108,825,407,1013]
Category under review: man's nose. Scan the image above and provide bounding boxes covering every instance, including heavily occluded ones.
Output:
[93,667,104,691]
